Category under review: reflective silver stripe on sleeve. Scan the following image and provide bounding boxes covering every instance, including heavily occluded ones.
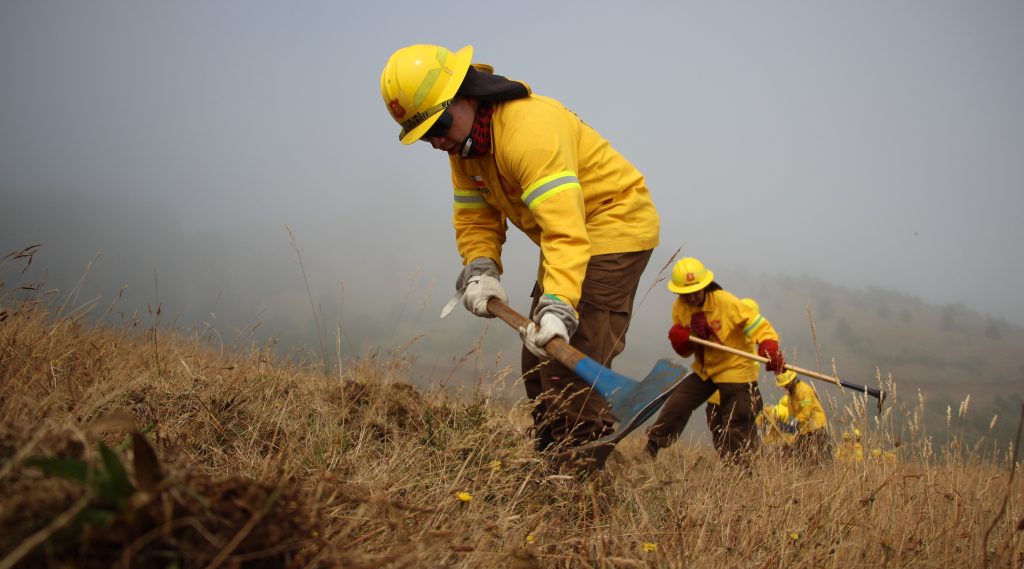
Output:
[521,174,580,209]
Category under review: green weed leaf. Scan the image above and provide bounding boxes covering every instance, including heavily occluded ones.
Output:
[98,443,134,503]
[24,456,89,483]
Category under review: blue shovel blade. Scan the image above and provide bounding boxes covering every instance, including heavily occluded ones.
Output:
[574,357,688,426]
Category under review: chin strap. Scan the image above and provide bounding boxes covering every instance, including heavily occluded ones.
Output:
[459,136,474,158]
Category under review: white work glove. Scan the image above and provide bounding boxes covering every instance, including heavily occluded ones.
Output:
[520,294,579,358]
[462,274,509,318]
[454,257,507,318]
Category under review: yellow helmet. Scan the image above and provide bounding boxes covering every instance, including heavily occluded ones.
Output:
[668,257,714,294]
[381,44,473,144]
[775,370,797,388]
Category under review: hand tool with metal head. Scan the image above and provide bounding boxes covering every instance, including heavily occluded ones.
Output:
[485,299,688,464]
[686,336,886,410]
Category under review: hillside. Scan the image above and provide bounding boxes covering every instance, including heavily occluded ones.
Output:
[413,270,1024,449]
[1,285,1022,567]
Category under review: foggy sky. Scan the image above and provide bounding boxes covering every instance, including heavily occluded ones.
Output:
[2,1,1023,381]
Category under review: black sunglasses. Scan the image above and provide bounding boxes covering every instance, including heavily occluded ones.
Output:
[421,108,454,140]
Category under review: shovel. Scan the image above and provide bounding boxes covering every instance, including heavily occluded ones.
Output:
[486,299,688,463]
[686,336,886,411]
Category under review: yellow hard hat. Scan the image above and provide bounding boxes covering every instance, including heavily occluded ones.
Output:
[381,44,473,144]
[668,257,714,294]
[740,298,760,313]
[775,403,790,422]
[775,370,797,388]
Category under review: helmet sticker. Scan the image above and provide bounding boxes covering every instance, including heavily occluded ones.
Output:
[388,99,406,119]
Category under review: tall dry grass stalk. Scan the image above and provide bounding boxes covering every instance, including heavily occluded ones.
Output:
[0,282,1022,568]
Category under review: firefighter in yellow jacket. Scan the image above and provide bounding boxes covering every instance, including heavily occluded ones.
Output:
[757,402,797,448]
[777,371,831,462]
[381,45,660,468]
[646,258,785,462]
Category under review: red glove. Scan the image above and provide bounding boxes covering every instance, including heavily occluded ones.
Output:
[758,339,786,372]
[690,312,711,339]
[668,324,694,357]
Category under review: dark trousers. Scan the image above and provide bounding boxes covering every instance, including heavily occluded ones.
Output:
[522,249,653,448]
[647,374,763,460]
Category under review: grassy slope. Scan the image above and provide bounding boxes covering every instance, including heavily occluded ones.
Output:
[1,294,1022,568]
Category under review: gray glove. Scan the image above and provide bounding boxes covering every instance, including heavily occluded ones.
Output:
[521,294,579,358]
[455,257,500,290]
[457,258,507,318]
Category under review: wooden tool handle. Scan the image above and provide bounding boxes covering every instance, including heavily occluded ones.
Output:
[687,336,885,402]
[486,299,583,369]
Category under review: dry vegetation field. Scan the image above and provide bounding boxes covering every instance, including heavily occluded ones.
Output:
[1,288,1022,568]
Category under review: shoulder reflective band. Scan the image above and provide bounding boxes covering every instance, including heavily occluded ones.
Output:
[521,171,581,210]
[743,314,766,336]
[454,188,488,209]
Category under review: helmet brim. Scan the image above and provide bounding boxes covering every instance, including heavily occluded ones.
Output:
[667,269,714,294]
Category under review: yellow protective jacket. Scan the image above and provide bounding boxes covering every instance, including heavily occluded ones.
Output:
[449,94,659,308]
[672,290,779,383]
[784,381,828,435]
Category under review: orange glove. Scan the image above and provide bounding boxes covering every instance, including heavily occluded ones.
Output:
[758,339,786,372]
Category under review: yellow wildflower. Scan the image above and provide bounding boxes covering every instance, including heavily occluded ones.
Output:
[456,491,473,502]
[490,459,502,471]
[526,534,536,544]
[790,532,800,540]
[642,542,657,552]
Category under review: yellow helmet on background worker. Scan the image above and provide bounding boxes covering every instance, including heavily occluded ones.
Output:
[668,257,714,294]
[381,44,474,144]
[776,370,798,388]
[841,428,862,442]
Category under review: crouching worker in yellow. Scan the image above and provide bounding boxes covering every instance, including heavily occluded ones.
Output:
[777,371,831,463]
[381,45,659,471]
[645,258,785,464]
[757,403,796,449]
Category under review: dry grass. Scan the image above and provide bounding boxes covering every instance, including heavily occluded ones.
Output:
[1,290,1022,569]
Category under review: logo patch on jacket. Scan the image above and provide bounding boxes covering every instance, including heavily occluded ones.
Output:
[472,176,490,194]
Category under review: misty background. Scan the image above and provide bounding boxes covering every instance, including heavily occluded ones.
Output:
[2,2,1023,441]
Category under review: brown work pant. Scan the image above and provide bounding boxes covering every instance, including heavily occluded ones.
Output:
[522,249,653,448]
[647,374,763,460]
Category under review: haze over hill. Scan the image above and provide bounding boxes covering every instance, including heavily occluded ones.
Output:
[3,188,1022,447]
